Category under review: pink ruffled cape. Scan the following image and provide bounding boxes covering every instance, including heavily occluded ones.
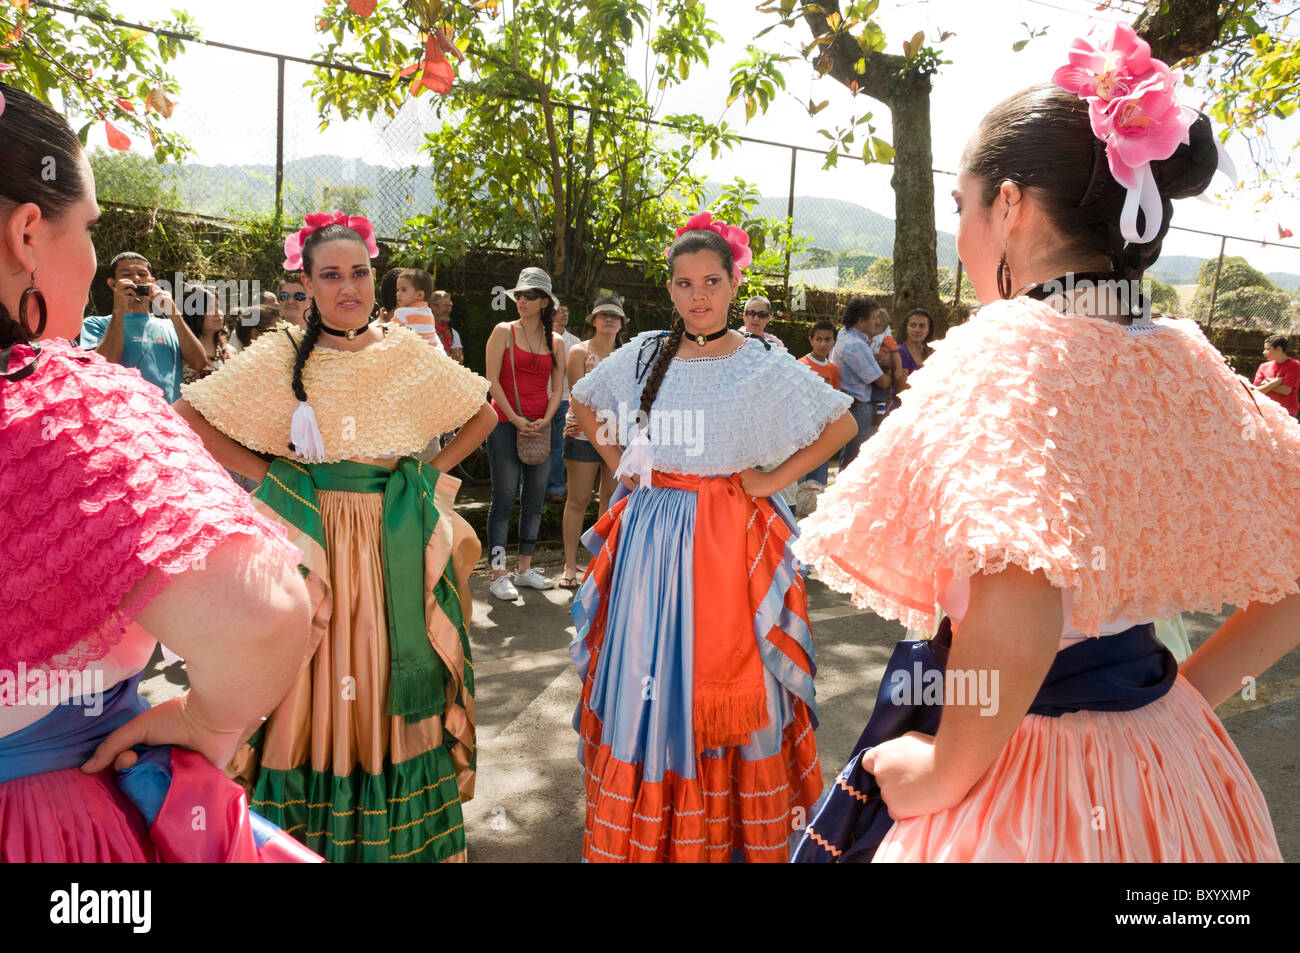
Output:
[0,340,299,695]
[796,298,1300,635]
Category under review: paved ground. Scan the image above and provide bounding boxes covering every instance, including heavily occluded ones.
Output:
[141,547,1300,862]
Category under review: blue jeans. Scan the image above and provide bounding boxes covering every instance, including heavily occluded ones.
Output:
[547,399,569,494]
[487,419,551,567]
[838,398,878,471]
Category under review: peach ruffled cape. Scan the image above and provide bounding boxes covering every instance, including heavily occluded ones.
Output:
[796,298,1300,635]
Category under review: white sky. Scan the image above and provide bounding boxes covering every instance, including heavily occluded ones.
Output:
[97,0,1300,273]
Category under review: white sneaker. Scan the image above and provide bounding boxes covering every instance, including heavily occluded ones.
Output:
[489,575,520,601]
[512,568,555,590]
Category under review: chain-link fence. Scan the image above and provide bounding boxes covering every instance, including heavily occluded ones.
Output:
[76,9,1299,333]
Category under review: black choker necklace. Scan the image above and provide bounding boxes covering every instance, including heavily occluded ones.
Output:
[687,325,729,346]
[319,317,374,340]
[1021,271,1150,320]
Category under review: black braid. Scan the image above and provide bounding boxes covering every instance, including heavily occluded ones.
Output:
[291,302,323,403]
[639,317,686,419]
[540,299,555,366]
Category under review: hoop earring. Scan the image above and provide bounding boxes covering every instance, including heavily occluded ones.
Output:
[19,273,47,339]
[306,301,322,326]
[996,244,1013,300]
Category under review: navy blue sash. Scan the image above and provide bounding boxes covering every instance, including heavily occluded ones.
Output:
[792,619,1177,863]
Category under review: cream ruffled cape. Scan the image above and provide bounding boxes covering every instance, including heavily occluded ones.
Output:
[796,297,1300,636]
[181,322,488,463]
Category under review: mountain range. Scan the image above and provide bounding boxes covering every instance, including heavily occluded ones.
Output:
[101,152,1299,290]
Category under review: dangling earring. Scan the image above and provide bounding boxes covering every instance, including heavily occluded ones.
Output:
[306,300,322,327]
[19,272,47,339]
[996,243,1013,300]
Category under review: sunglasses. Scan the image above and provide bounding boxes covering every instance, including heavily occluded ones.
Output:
[515,289,549,301]
[744,309,770,318]
[279,291,308,302]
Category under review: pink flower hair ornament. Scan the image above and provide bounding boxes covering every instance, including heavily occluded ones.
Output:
[283,210,381,271]
[665,211,753,281]
[1053,23,1206,244]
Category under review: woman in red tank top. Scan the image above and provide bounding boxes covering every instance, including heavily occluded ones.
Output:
[484,267,566,601]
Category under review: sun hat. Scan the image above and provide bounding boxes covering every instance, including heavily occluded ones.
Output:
[587,292,627,324]
[504,266,561,310]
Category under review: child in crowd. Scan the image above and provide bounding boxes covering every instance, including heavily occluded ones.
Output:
[391,267,447,356]
[799,319,840,390]
[797,319,841,514]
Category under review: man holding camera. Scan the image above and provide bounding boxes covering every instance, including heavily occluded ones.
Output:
[79,251,207,403]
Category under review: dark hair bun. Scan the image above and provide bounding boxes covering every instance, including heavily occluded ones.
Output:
[1150,112,1219,201]
[964,84,1224,281]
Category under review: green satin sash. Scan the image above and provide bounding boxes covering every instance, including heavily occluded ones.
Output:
[255,457,447,723]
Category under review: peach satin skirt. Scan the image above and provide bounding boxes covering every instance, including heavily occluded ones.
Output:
[873,675,1281,862]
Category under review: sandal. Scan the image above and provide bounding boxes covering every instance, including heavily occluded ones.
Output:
[558,575,581,590]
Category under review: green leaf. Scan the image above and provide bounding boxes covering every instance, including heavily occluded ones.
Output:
[1012,39,1029,53]
[858,22,886,56]
[870,136,894,163]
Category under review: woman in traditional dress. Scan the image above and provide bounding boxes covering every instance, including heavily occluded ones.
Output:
[566,213,857,862]
[794,25,1299,862]
[0,82,317,862]
[176,211,497,862]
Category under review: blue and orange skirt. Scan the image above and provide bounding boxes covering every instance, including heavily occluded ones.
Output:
[570,472,822,862]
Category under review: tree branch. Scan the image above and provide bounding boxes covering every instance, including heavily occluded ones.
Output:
[798,1,901,107]
[1133,0,1232,64]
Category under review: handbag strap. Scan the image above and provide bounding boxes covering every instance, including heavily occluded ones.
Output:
[508,323,525,419]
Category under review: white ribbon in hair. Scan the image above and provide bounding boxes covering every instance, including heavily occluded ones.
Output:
[1195,137,1240,205]
[1119,165,1166,244]
[290,400,326,463]
[614,425,655,488]
[1123,121,1242,240]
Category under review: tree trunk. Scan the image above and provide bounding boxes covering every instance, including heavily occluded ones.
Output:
[798,2,947,326]
[888,69,941,328]
[535,89,569,285]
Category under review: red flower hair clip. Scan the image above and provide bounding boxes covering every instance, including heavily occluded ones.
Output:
[665,211,753,281]
[283,210,381,271]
